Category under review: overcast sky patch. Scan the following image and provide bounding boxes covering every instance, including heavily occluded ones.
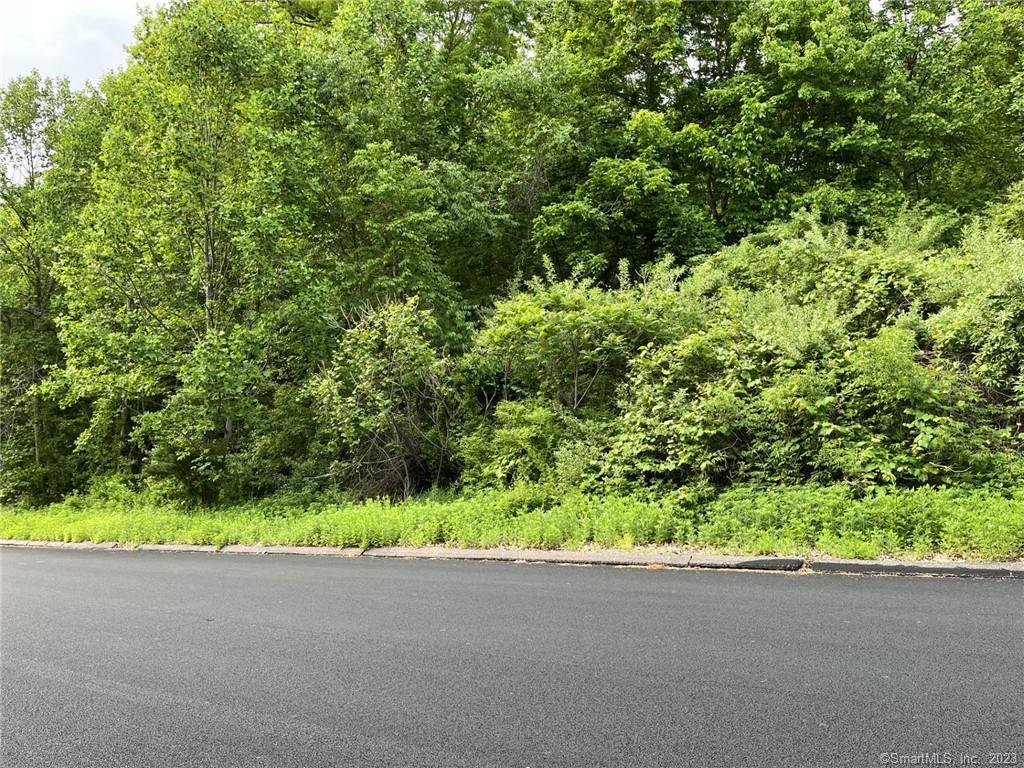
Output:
[1,0,147,88]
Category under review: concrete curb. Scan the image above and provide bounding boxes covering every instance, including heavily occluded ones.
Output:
[137,543,218,553]
[1,539,1020,577]
[1,539,120,551]
[806,558,1024,579]
[220,544,362,558]
[364,546,804,571]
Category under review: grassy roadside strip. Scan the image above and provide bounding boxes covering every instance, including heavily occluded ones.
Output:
[2,483,1023,561]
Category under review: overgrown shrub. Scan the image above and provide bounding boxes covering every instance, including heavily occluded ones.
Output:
[309,298,460,499]
[465,263,701,415]
[605,216,1023,491]
[459,399,567,489]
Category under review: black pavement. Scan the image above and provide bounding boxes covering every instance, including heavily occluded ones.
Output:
[1,548,1021,767]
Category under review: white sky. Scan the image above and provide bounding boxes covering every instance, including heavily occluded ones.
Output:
[0,0,896,91]
[0,0,152,89]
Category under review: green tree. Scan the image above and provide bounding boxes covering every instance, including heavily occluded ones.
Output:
[50,0,324,498]
[0,73,97,501]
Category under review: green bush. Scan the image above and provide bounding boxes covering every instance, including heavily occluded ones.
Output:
[464,264,701,416]
[458,399,567,489]
[308,298,461,499]
[605,216,1023,491]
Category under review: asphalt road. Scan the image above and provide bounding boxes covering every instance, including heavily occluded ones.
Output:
[1,549,1021,768]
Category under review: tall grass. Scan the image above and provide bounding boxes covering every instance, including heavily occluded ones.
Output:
[2,482,1022,560]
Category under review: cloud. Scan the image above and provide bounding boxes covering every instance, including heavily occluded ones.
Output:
[1,0,147,88]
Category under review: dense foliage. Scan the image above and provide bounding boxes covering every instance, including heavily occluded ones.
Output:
[4,0,1024,531]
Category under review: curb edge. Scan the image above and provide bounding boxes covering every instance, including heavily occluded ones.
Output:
[2,539,1020,577]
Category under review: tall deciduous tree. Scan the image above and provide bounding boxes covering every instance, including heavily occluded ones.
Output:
[0,73,98,501]
[51,0,323,498]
